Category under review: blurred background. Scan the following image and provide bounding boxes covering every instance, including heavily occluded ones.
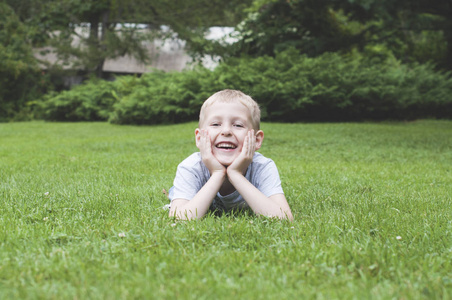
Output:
[1,0,451,123]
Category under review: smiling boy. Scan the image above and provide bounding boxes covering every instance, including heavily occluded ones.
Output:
[168,89,293,220]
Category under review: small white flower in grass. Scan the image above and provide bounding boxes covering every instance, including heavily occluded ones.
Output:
[171,223,177,227]
[43,217,49,221]
[290,226,295,229]
[44,192,49,196]
[118,232,126,238]
[396,236,402,240]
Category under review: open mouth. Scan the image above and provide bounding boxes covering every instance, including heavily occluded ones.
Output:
[216,142,237,150]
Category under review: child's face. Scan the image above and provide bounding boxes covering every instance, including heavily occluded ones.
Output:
[195,102,262,166]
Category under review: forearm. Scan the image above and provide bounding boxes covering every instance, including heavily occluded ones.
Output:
[228,171,293,220]
[170,172,225,220]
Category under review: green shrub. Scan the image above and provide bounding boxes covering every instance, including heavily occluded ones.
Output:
[109,69,212,125]
[38,48,452,124]
[209,49,452,121]
[39,76,141,121]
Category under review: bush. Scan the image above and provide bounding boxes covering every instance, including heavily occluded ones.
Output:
[39,76,141,121]
[209,49,452,121]
[109,69,212,125]
[38,48,452,124]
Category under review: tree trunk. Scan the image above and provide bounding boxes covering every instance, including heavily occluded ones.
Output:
[96,11,110,79]
[89,18,102,78]
[89,11,110,79]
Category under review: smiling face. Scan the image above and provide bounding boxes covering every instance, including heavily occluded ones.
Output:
[195,101,263,166]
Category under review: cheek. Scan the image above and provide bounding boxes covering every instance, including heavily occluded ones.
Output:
[206,130,217,145]
[239,132,249,143]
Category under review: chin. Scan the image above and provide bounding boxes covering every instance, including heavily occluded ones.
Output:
[216,156,236,167]
[213,150,238,167]
[218,160,233,167]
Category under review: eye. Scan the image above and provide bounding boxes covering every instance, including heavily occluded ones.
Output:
[233,123,244,128]
[210,123,220,127]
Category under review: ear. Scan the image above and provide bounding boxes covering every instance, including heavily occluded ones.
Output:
[254,130,264,151]
[195,128,201,148]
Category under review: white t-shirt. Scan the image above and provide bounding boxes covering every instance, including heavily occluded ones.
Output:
[169,152,284,212]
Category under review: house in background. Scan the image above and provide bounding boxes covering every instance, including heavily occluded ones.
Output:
[34,27,231,87]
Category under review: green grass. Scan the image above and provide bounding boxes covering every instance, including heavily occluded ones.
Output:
[0,120,451,299]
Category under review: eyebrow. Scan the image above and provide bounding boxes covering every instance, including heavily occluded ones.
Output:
[208,116,248,123]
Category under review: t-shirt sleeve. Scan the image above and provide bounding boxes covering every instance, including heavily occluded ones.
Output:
[169,158,206,202]
[254,160,284,197]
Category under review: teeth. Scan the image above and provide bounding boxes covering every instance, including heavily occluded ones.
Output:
[217,143,236,149]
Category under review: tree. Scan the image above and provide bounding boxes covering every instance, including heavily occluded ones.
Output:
[225,0,452,69]
[6,0,253,78]
[343,0,452,69]
[0,3,48,121]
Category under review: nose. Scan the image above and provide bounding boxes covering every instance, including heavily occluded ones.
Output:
[221,124,232,136]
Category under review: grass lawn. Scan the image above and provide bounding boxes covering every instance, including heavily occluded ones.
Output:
[0,120,451,299]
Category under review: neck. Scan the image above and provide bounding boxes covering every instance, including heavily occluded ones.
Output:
[219,178,235,196]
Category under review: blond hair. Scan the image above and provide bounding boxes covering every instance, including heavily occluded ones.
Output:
[199,90,261,130]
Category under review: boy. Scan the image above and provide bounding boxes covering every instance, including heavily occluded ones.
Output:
[168,89,293,221]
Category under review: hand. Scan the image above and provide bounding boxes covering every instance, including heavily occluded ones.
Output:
[227,130,256,177]
[197,129,226,176]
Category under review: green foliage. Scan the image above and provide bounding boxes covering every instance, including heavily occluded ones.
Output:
[227,0,356,58]
[223,0,452,70]
[39,68,214,124]
[0,3,48,122]
[6,0,253,79]
[345,0,452,68]
[0,121,451,298]
[39,49,452,123]
[39,76,140,121]
[207,49,452,121]
[110,69,213,125]
[239,49,452,121]
[408,29,447,65]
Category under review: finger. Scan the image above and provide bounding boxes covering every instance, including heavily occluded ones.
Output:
[199,130,205,147]
[248,130,255,156]
[242,133,249,155]
[245,131,251,156]
[205,131,212,152]
[200,130,209,154]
